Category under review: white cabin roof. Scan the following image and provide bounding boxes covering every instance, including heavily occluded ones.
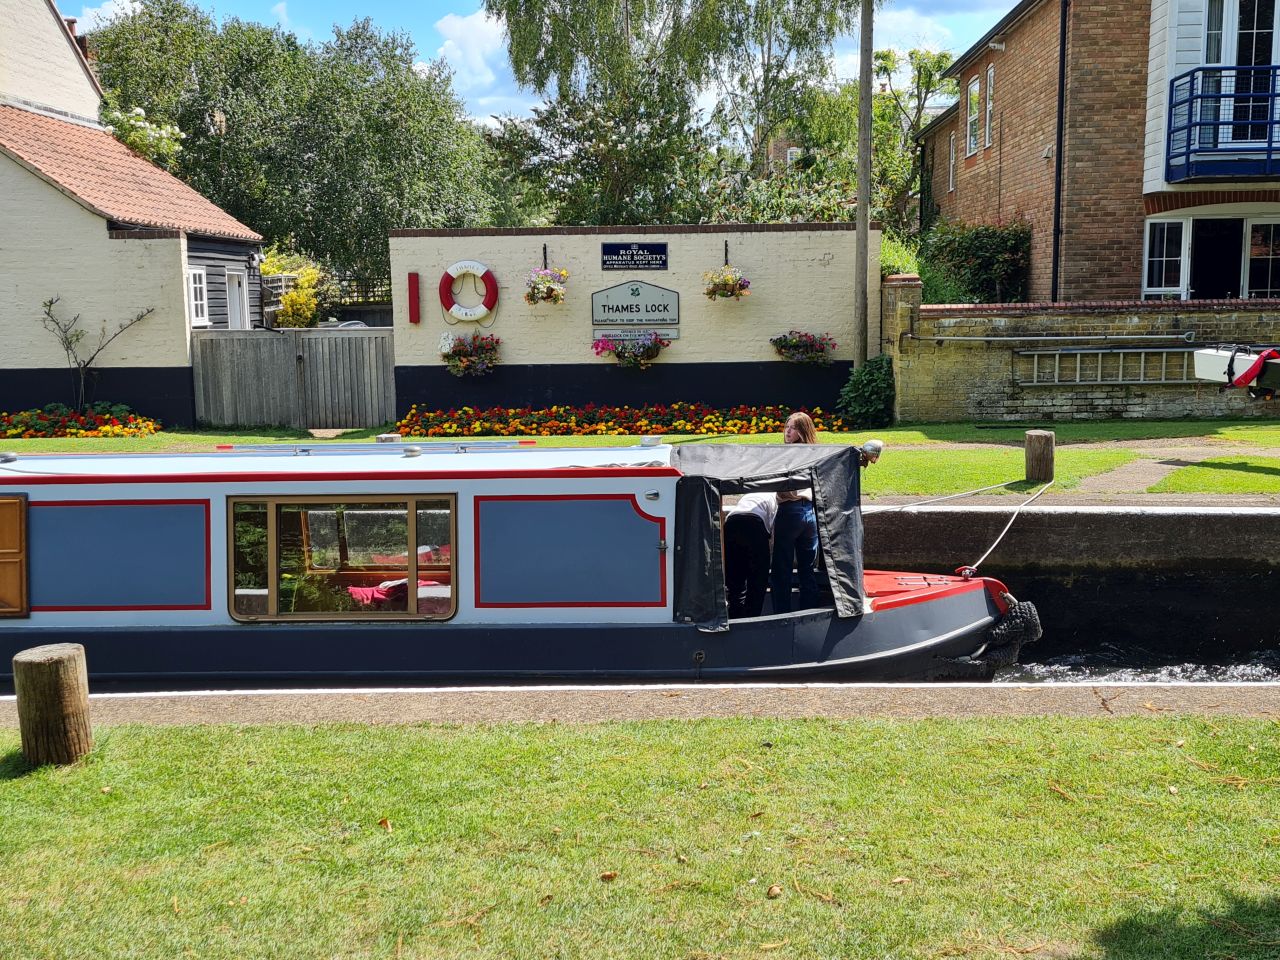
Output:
[0,441,678,480]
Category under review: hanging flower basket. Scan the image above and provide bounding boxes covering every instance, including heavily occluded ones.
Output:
[769,330,838,365]
[439,332,502,377]
[524,267,569,305]
[592,332,670,369]
[702,264,751,300]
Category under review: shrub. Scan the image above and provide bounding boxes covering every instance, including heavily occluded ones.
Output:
[919,258,977,305]
[2,402,161,438]
[836,355,895,428]
[440,332,501,377]
[769,330,838,365]
[922,220,1031,303]
[879,236,920,278]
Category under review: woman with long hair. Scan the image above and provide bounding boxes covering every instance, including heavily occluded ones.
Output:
[770,411,820,613]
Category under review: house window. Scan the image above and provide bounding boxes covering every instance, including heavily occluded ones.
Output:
[1143,220,1187,299]
[786,146,802,167]
[187,268,208,327]
[948,132,956,191]
[966,77,981,155]
[1247,222,1280,297]
[229,496,456,620]
[985,65,995,148]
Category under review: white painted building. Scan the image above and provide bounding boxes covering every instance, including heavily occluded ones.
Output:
[0,0,262,425]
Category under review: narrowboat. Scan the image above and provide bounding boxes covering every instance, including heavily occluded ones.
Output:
[0,440,1040,685]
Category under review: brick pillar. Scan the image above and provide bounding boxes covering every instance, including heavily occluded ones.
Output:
[881,274,923,348]
[880,274,922,424]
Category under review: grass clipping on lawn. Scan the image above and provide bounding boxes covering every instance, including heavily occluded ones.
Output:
[2,718,1278,959]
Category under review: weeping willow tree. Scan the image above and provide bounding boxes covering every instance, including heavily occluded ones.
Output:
[482,0,725,95]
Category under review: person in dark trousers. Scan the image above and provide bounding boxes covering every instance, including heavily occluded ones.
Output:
[770,411,819,613]
[724,493,777,618]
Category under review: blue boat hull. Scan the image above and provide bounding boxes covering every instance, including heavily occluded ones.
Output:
[0,589,1010,687]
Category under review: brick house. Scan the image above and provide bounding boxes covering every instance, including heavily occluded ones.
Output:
[919,0,1280,304]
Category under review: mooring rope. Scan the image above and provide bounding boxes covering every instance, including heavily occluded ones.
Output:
[957,480,1056,578]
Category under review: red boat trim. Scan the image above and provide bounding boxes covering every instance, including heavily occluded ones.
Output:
[869,579,984,612]
[474,494,668,608]
[1,467,681,487]
[28,498,212,612]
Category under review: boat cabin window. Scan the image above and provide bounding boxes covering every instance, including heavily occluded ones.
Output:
[229,496,455,620]
[0,495,28,618]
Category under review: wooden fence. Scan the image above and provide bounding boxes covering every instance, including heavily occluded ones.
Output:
[192,328,396,429]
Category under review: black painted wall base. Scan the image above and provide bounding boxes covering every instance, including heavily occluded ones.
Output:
[1,367,197,427]
[395,362,855,416]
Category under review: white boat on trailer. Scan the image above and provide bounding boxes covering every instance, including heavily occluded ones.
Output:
[0,440,1041,685]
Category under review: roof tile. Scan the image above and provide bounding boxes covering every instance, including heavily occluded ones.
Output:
[0,104,261,242]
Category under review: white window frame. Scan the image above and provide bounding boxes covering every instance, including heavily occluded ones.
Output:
[1244,217,1280,298]
[786,146,802,167]
[187,267,209,328]
[966,76,981,156]
[1141,218,1190,300]
[985,64,995,148]
[948,132,956,192]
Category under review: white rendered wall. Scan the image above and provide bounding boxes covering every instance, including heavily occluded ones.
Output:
[0,153,191,368]
[0,0,100,120]
[390,227,882,369]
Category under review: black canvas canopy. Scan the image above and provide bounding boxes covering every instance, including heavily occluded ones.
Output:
[670,443,865,631]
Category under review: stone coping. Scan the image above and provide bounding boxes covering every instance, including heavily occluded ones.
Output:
[921,298,1280,317]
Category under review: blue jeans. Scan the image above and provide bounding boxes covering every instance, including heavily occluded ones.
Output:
[770,500,819,613]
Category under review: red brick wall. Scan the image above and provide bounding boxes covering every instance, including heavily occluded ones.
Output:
[921,0,1063,300]
[921,0,1152,302]
[1059,0,1150,301]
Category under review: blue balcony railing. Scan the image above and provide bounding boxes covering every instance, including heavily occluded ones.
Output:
[1167,65,1280,182]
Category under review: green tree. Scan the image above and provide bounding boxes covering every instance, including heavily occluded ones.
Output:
[790,48,955,235]
[710,0,859,172]
[88,1,495,275]
[513,71,714,225]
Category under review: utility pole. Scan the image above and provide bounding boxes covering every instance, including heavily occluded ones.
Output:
[853,0,873,366]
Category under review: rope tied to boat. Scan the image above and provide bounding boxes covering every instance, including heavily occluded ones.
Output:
[955,480,1054,579]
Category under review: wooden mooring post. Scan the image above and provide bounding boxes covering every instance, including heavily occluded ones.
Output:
[1025,430,1056,483]
[13,643,92,767]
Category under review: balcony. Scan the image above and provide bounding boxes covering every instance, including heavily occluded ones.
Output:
[1167,66,1280,182]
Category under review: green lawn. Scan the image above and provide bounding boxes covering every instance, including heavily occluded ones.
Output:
[1,719,1276,959]
[860,449,1135,497]
[1150,457,1280,494]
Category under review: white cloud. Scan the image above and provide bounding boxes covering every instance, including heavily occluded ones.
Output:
[435,9,506,95]
[77,0,139,31]
[271,1,289,27]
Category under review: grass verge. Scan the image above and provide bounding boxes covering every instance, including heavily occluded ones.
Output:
[1,719,1276,959]
[1149,456,1280,494]
[860,449,1135,497]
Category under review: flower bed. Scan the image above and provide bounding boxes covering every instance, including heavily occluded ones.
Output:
[397,402,846,438]
[2,403,161,439]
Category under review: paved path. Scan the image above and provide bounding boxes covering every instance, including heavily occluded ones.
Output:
[2,684,1275,726]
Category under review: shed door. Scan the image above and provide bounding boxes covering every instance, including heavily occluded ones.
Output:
[0,496,28,617]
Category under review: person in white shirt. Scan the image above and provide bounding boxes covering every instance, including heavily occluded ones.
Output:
[724,492,777,618]
[770,411,820,613]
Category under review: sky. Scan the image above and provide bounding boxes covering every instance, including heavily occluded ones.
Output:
[74,0,1015,120]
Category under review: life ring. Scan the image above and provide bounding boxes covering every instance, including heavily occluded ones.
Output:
[439,260,499,321]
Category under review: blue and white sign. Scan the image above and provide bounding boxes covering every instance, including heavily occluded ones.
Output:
[602,242,669,271]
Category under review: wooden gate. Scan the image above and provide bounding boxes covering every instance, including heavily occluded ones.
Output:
[192,328,396,429]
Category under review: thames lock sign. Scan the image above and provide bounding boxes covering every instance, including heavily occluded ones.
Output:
[601,242,668,271]
[591,281,680,325]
